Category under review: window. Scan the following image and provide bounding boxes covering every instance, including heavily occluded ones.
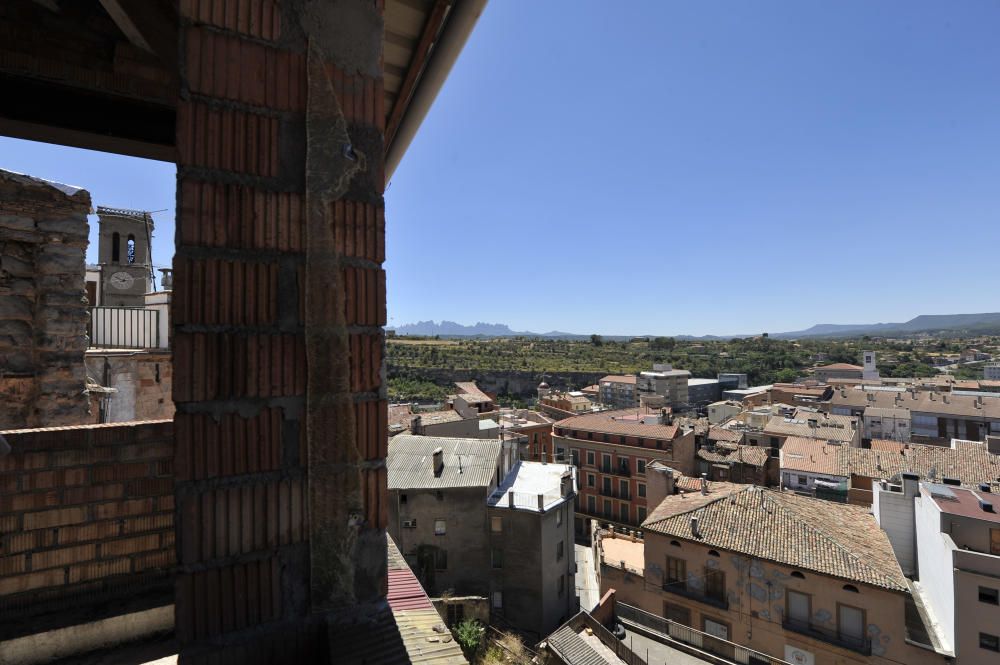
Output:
[111,231,120,262]
[447,603,465,626]
[587,496,596,513]
[980,587,999,605]
[571,449,579,466]
[620,504,629,523]
[787,590,811,624]
[558,574,565,596]
[638,483,646,498]
[400,493,407,504]
[797,475,807,486]
[981,633,1000,652]
[619,456,629,473]
[619,479,629,499]
[491,516,503,533]
[637,506,647,523]
[602,454,611,472]
[705,569,725,602]
[665,556,686,590]
[587,473,595,488]
[603,499,612,517]
[586,451,595,466]
[663,602,690,626]
[126,234,136,264]
[556,507,563,526]
[556,541,564,561]
[435,549,448,570]
[637,459,646,474]
[556,446,565,461]
[492,591,503,609]
[603,477,611,494]
[837,604,865,645]
[434,519,446,535]
[492,548,503,568]
[703,618,729,641]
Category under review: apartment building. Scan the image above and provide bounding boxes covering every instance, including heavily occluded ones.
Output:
[985,363,1000,381]
[486,461,578,638]
[602,484,942,665]
[551,409,696,535]
[762,408,860,451]
[687,378,722,406]
[450,381,497,415]
[707,400,742,425]
[874,479,1000,663]
[637,364,691,409]
[863,406,912,441]
[497,409,555,463]
[827,387,1000,443]
[696,442,773,485]
[599,375,638,409]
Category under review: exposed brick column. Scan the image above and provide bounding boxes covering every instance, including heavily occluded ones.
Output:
[173,2,386,661]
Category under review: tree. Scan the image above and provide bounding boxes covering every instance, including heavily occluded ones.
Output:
[590,334,603,346]
[651,336,676,351]
[774,368,799,383]
[453,619,484,659]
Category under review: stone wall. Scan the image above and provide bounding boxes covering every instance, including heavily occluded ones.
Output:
[85,351,174,423]
[0,170,91,429]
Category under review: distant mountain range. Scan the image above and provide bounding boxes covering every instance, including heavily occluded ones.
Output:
[390,313,1000,340]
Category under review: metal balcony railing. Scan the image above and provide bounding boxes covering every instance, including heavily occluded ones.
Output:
[617,602,792,665]
[660,581,729,610]
[781,617,871,655]
[89,307,160,349]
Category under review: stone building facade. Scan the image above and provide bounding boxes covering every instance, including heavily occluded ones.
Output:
[0,170,91,428]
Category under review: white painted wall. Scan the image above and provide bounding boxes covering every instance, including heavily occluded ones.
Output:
[872,483,916,575]
[915,491,955,653]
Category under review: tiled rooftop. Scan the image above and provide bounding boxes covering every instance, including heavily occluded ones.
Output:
[556,409,680,440]
[644,485,908,591]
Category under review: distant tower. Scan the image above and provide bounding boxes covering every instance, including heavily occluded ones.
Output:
[97,207,154,307]
[862,350,879,381]
[537,380,551,401]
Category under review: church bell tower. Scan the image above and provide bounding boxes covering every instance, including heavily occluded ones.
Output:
[96,207,154,307]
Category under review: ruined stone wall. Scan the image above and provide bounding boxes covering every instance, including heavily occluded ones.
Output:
[85,351,174,423]
[0,171,91,429]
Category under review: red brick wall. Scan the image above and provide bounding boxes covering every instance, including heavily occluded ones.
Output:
[0,421,174,636]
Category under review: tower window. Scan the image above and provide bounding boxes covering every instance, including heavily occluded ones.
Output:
[127,235,136,264]
[111,232,120,262]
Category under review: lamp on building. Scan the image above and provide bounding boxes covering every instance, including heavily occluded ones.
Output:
[159,268,173,290]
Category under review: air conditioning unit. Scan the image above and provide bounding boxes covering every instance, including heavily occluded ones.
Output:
[402,519,417,528]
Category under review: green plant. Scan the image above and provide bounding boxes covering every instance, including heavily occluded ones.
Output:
[453,619,484,658]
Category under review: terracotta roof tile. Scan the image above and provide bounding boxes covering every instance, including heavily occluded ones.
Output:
[644,486,907,590]
[556,409,679,440]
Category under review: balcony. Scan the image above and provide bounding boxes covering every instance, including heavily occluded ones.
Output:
[781,617,871,656]
[661,582,729,610]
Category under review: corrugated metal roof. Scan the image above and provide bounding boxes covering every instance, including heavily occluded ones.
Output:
[388,569,434,611]
[388,434,501,490]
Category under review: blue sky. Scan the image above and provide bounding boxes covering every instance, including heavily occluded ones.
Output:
[3,0,1000,335]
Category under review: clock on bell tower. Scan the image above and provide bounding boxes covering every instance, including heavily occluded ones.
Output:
[96,206,155,307]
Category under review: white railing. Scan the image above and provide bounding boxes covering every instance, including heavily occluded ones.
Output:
[89,307,162,349]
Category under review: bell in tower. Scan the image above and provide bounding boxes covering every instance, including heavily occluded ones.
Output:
[96,207,154,307]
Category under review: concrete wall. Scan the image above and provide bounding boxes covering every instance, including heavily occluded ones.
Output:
[872,484,917,576]
[487,499,576,639]
[0,421,174,644]
[608,531,930,665]
[85,351,174,424]
[915,493,955,652]
[954,551,1000,665]
[389,487,491,597]
[0,171,92,429]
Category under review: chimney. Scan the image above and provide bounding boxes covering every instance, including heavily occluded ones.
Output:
[508,490,515,508]
[432,447,444,476]
[902,473,919,499]
[561,470,574,497]
[942,477,960,486]
[700,473,708,495]
[538,494,545,510]
[979,483,991,494]
[410,415,423,435]
[690,516,700,538]
[541,446,547,464]
[979,497,995,513]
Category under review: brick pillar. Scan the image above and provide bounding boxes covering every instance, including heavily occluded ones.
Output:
[173,2,386,662]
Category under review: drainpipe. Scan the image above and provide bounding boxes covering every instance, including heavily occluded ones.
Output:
[385,0,489,180]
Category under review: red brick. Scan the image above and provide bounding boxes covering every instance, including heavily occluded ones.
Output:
[63,484,124,505]
[23,467,88,490]
[0,490,59,512]
[68,557,131,584]
[0,473,18,494]
[1,530,44,555]
[127,477,173,497]
[101,534,160,557]
[119,442,174,461]
[58,520,121,545]
[0,569,64,596]
[93,498,154,520]
[32,544,96,570]
[123,513,173,534]
[23,506,88,530]
[133,549,174,572]
[0,554,27,576]
[92,462,150,483]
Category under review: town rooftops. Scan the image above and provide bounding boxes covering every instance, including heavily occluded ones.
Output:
[545,611,634,665]
[763,409,857,442]
[864,406,911,418]
[600,375,637,384]
[487,460,575,511]
[783,437,1000,488]
[697,443,770,468]
[555,409,679,440]
[641,368,691,378]
[644,484,908,591]
[388,405,465,432]
[453,381,493,404]
[387,435,501,490]
[828,387,1000,418]
[925,484,1000,523]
